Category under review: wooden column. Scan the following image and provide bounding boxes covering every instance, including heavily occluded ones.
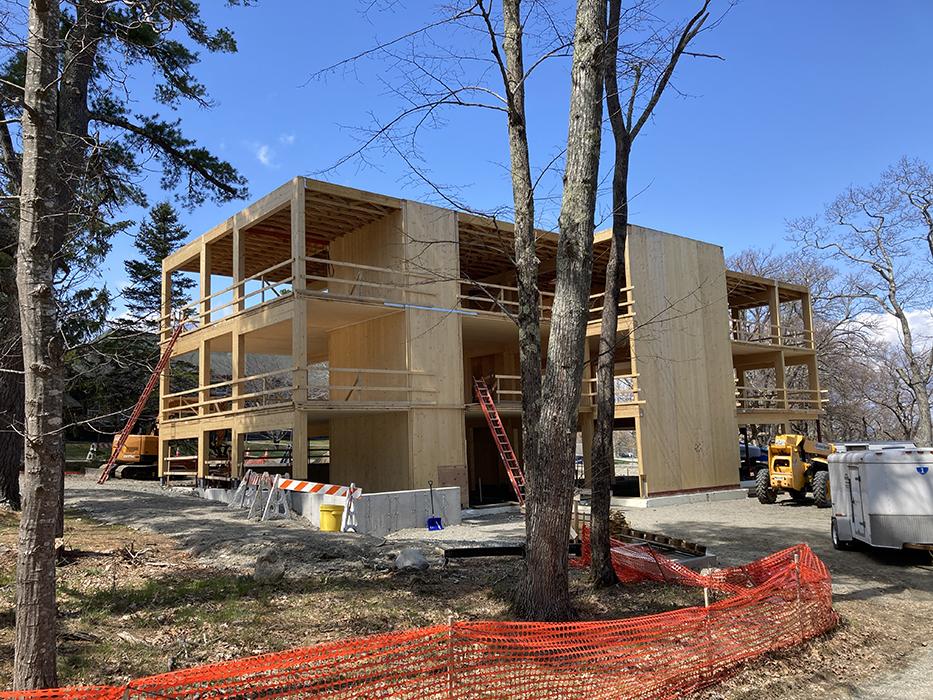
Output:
[197,430,209,480]
[160,267,172,341]
[768,283,781,346]
[159,267,172,427]
[289,179,308,478]
[291,412,308,480]
[291,178,306,292]
[232,214,245,314]
[736,367,746,410]
[775,353,787,410]
[806,355,821,411]
[199,338,211,417]
[232,332,244,411]
[291,179,308,405]
[230,429,244,479]
[199,240,212,325]
[801,291,815,349]
[157,436,167,480]
[581,339,594,485]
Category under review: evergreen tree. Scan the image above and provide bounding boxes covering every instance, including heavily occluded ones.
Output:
[124,202,194,329]
[4,1,251,687]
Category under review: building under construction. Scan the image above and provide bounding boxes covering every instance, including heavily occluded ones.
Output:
[156,177,822,504]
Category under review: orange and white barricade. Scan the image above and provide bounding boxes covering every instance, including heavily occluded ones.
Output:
[261,477,363,529]
[229,470,258,509]
[248,472,278,520]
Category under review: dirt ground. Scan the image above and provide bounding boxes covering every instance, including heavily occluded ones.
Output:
[2,477,930,698]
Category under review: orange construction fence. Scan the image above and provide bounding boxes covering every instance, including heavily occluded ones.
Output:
[2,533,837,699]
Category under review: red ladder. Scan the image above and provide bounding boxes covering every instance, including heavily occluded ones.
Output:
[473,377,526,505]
[98,323,187,484]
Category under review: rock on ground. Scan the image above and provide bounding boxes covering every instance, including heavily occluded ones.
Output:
[253,548,286,582]
[394,547,429,571]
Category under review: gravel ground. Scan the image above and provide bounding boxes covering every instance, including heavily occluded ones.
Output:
[623,495,933,700]
[63,476,932,698]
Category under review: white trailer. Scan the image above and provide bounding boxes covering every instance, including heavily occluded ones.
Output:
[829,447,933,551]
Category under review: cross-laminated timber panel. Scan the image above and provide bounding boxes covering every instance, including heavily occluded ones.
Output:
[626,226,739,496]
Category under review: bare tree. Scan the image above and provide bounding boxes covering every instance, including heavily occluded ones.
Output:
[790,162,933,446]
[15,0,62,687]
[8,1,249,687]
[887,157,933,260]
[314,0,607,619]
[519,0,606,620]
[590,0,718,586]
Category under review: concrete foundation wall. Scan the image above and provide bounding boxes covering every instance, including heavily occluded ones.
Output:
[200,484,462,537]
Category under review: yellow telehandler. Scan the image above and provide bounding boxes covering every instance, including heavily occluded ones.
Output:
[757,434,833,508]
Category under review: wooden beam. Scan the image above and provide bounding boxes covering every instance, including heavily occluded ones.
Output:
[230,429,244,479]
[291,411,308,480]
[199,240,212,324]
[291,178,307,291]
[232,214,245,314]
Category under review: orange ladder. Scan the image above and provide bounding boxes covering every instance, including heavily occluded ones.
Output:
[473,377,526,505]
[98,323,187,484]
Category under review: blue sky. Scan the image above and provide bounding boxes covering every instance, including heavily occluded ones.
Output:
[105,0,933,304]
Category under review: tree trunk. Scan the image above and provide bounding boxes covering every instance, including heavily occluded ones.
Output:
[589,0,632,587]
[895,311,933,446]
[519,0,606,621]
[14,0,63,690]
[502,0,543,487]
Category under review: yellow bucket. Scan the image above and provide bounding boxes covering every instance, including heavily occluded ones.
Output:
[319,504,344,532]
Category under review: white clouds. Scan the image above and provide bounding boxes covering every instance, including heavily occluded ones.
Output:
[856,309,933,350]
[249,134,295,168]
[255,143,275,167]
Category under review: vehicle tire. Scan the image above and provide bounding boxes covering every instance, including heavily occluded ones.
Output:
[756,469,777,504]
[831,517,852,550]
[789,488,808,504]
[812,470,830,508]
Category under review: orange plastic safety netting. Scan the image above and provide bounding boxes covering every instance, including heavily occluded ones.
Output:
[2,536,837,699]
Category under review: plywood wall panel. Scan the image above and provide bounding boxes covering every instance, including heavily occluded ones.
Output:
[330,413,411,492]
[627,226,739,495]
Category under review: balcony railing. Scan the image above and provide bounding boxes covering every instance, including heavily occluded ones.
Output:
[160,365,438,422]
[735,387,826,412]
[458,282,635,324]
[307,367,436,405]
[160,256,445,342]
[161,367,294,422]
[587,286,634,323]
[729,319,814,349]
[160,258,295,341]
[458,282,556,320]
[302,256,437,306]
[582,373,640,404]
[475,373,640,407]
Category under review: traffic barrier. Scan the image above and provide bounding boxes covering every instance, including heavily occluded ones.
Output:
[260,476,363,528]
[245,472,277,520]
[0,535,836,699]
[228,469,260,510]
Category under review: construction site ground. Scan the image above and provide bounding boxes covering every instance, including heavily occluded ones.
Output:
[0,475,930,698]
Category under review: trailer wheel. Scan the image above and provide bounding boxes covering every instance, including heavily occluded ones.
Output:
[756,469,777,504]
[831,517,852,550]
[812,470,830,508]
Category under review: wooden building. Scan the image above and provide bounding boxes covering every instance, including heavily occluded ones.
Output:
[157,178,822,503]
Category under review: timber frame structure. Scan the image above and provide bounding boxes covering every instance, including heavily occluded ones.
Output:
[157,177,822,502]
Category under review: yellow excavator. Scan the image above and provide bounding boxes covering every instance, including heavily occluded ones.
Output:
[105,433,159,479]
[757,434,833,508]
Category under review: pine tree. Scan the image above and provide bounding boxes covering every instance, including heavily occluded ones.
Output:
[124,202,194,329]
